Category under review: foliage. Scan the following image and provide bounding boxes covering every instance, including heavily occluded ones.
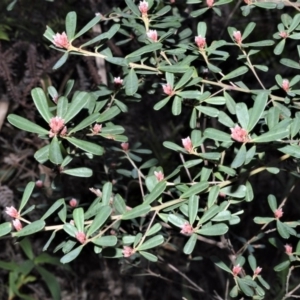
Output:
[2,0,300,298]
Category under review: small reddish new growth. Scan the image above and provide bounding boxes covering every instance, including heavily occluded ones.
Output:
[182,137,193,153]
[35,180,43,188]
[49,116,66,137]
[122,246,134,257]
[195,35,206,49]
[147,30,158,42]
[93,123,102,134]
[162,83,174,96]
[75,231,86,244]
[114,77,123,85]
[233,31,242,45]
[254,267,262,276]
[206,0,214,7]
[180,222,194,235]
[279,31,288,39]
[274,208,283,219]
[53,32,70,49]
[232,264,242,276]
[121,142,129,151]
[282,79,290,92]
[139,0,149,16]
[230,125,249,143]
[154,171,164,181]
[285,244,293,255]
[69,198,78,208]
[12,219,22,231]
[244,0,252,4]
[5,206,20,219]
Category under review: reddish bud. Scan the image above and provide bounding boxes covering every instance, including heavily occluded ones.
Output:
[12,219,22,231]
[139,0,149,16]
[75,231,86,244]
[5,206,20,218]
[114,77,123,85]
[154,171,164,181]
[35,180,43,188]
[279,31,288,39]
[195,35,206,49]
[93,123,102,134]
[274,208,283,219]
[206,0,214,7]
[254,267,262,276]
[285,244,293,255]
[182,137,193,152]
[162,83,174,96]
[49,116,65,137]
[121,142,129,151]
[122,246,134,257]
[233,31,242,44]
[282,79,290,92]
[230,125,249,143]
[69,198,78,208]
[232,264,242,276]
[53,32,69,49]
[147,30,158,42]
[180,222,194,235]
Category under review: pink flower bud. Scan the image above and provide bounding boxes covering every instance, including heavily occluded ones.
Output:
[244,0,251,4]
[147,30,158,42]
[5,206,20,218]
[195,35,206,49]
[282,79,290,92]
[154,171,164,181]
[230,125,249,143]
[121,142,129,151]
[139,0,149,16]
[35,180,43,188]
[232,264,242,276]
[233,31,242,44]
[274,208,283,219]
[75,231,86,244]
[12,219,22,231]
[254,267,262,276]
[180,222,194,235]
[279,31,288,39]
[122,246,134,257]
[162,84,174,96]
[49,116,65,137]
[285,244,293,255]
[182,137,193,152]
[53,32,69,49]
[60,126,67,136]
[69,198,78,208]
[93,123,102,134]
[114,77,123,85]
[206,0,214,7]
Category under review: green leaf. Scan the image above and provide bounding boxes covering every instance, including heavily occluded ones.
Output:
[188,195,199,224]
[242,22,256,40]
[122,204,151,220]
[66,11,77,40]
[159,65,190,73]
[125,0,141,16]
[251,127,289,142]
[113,194,127,214]
[146,223,162,237]
[97,106,121,123]
[101,182,112,205]
[53,52,69,70]
[268,194,277,212]
[63,223,77,237]
[181,182,209,198]
[13,220,45,237]
[144,181,167,204]
[178,90,202,99]
[196,106,219,117]
[34,144,50,163]
[87,206,112,237]
[236,277,254,297]
[253,217,274,224]
[139,251,158,262]
[276,220,290,239]
[168,214,186,227]
[57,97,68,119]
[73,14,101,39]
[73,207,85,232]
[31,87,53,122]
[199,205,219,224]
[19,182,35,213]
[247,92,268,131]
[60,245,83,264]
[163,141,185,152]
[137,235,164,251]
[197,21,207,37]
[220,185,246,198]
[254,2,276,8]
[279,144,300,159]
[231,144,247,168]
[183,233,197,255]
[127,43,162,58]
[204,128,232,142]
[41,198,64,221]
[211,256,232,273]
[125,69,139,96]
[7,114,49,135]
[0,222,12,237]
[207,185,220,208]
[49,136,63,165]
[172,96,182,115]
[280,58,300,70]
[236,103,249,129]
[197,223,228,236]
[66,137,104,155]
[175,68,194,90]
[64,91,90,123]
[258,276,270,289]
[92,236,117,247]
[274,260,290,272]
[61,167,93,177]
[69,113,100,134]
[288,13,300,33]
[35,266,61,300]
[248,255,257,271]
[43,231,57,251]
[221,66,248,81]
